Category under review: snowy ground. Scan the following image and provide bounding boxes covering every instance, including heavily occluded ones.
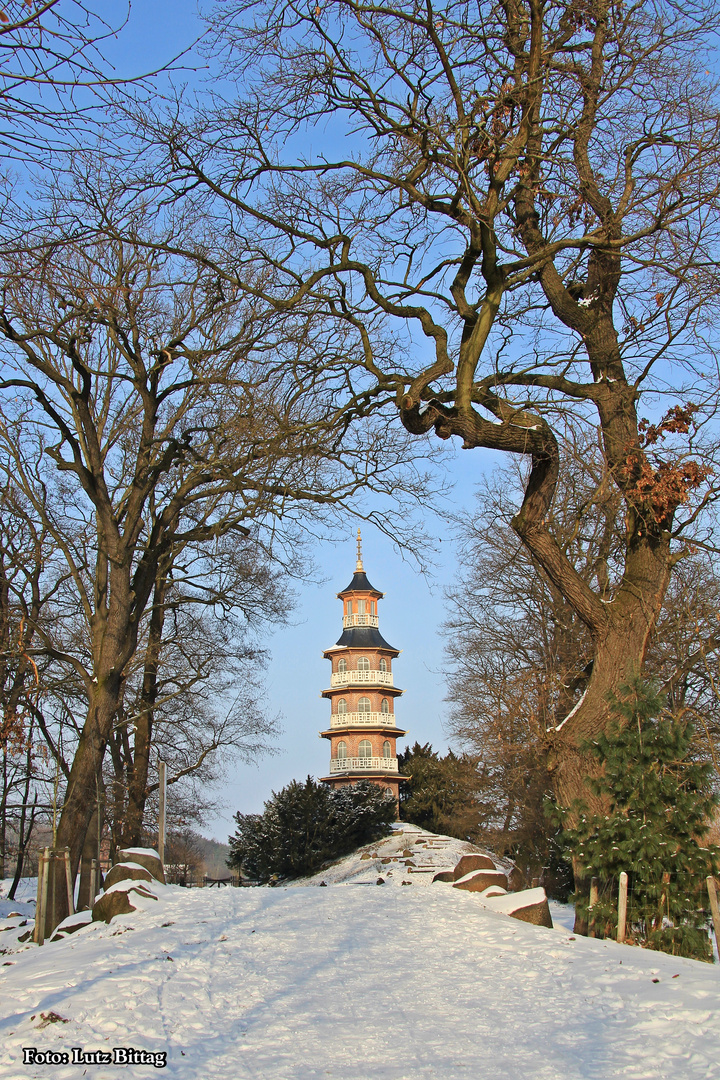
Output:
[0,877,37,920]
[1,832,719,1080]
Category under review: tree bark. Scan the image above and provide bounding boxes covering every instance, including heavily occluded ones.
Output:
[46,679,122,929]
[121,576,168,848]
[77,803,103,910]
[549,534,672,815]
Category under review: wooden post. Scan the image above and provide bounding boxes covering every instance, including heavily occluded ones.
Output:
[89,859,98,906]
[48,849,57,935]
[588,876,599,938]
[33,849,48,945]
[158,760,167,867]
[64,847,74,917]
[618,871,628,944]
[707,877,720,960]
[97,790,106,893]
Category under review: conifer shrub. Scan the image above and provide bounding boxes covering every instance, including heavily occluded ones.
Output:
[228,777,396,883]
[398,741,483,839]
[561,679,720,961]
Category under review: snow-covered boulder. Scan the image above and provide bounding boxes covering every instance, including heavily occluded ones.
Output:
[92,880,159,924]
[480,886,553,928]
[116,847,165,884]
[104,862,154,889]
[453,854,496,879]
[453,869,509,893]
[432,870,455,883]
[50,910,93,941]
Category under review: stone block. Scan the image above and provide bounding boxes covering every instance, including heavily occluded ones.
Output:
[103,862,153,889]
[453,869,509,893]
[509,895,553,928]
[453,854,496,879]
[116,847,165,884]
[50,910,93,941]
[92,882,158,924]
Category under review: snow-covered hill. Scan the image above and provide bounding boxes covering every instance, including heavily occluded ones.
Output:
[1,831,718,1079]
[292,822,513,887]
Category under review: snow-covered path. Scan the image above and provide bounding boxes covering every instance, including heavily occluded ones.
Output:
[1,884,718,1080]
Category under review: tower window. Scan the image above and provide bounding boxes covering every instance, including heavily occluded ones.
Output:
[383,740,391,758]
[357,656,370,671]
[337,741,347,760]
[337,698,347,715]
[379,658,388,673]
[345,600,352,615]
[381,698,389,714]
[358,696,371,713]
[358,739,372,759]
[338,658,347,673]
[358,599,366,614]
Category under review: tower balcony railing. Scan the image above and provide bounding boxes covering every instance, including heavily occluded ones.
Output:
[330,669,393,687]
[329,756,398,773]
[330,711,396,728]
[342,613,379,629]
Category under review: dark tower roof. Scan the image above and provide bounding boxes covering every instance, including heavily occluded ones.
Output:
[334,625,399,654]
[337,570,383,598]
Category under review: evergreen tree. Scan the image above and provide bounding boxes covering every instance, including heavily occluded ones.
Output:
[562,679,720,961]
[228,777,396,883]
[398,742,485,840]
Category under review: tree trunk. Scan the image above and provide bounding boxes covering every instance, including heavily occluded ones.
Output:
[45,680,121,931]
[0,786,5,881]
[121,709,151,849]
[77,802,103,910]
[550,539,672,816]
[121,577,167,848]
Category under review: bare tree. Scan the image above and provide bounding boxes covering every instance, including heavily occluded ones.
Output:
[106,550,284,852]
[164,826,204,886]
[0,183,424,929]
[0,0,181,167]
[0,481,54,885]
[444,447,720,880]
[133,0,720,824]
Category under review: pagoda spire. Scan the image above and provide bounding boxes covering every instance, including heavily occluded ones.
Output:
[356,528,364,571]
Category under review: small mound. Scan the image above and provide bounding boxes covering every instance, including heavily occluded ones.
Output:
[291,824,510,888]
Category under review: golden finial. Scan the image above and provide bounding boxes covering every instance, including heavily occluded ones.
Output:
[356,528,364,571]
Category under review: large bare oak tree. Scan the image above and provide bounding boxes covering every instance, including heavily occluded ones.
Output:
[137,0,720,822]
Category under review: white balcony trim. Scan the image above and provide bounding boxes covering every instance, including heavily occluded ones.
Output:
[342,613,379,629]
[330,711,396,727]
[329,756,398,773]
[331,669,393,687]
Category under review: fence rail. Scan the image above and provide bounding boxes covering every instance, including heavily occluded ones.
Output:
[329,756,398,773]
[330,670,394,687]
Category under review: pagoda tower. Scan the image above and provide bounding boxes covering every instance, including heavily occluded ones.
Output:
[319,532,407,808]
